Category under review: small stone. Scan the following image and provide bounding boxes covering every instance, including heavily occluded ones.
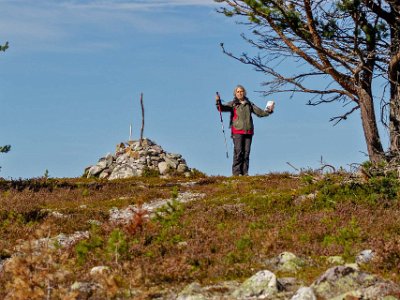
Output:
[149,148,162,155]
[356,249,374,264]
[158,162,171,175]
[167,153,182,159]
[150,156,162,162]
[90,266,110,277]
[50,211,66,218]
[99,170,111,179]
[96,159,107,170]
[177,282,206,300]
[232,270,279,299]
[0,261,4,273]
[345,263,360,270]
[109,165,138,180]
[277,252,306,273]
[83,165,91,176]
[177,163,189,173]
[311,265,376,299]
[116,153,130,164]
[87,219,102,226]
[141,138,155,147]
[104,153,114,167]
[55,231,90,248]
[87,165,105,177]
[109,206,136,225]
[177,241,188,249]
[116,142,126,152]
[291,287,317,300]
[326,256,345,265]
[279,277,301,293]
[127,149,140,159]
[70,281,102,296]
[164,156,178,169]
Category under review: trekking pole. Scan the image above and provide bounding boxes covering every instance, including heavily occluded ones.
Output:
[216,92,229,159]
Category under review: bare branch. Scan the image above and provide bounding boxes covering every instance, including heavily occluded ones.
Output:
[329,105,361,125]
[220,43,357,101]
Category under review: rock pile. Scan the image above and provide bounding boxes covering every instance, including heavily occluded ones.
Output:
[84,138,192,180]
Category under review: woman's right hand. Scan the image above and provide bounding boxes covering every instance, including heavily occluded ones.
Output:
[216,95,222,107]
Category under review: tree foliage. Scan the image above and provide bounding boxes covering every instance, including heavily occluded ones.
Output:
[0,41,9,52]
[216,0,400,164]
[0,145,11,153]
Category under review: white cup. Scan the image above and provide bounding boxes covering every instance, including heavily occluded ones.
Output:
[266,100,275,110]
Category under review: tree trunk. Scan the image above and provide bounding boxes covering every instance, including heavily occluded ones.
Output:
[389,13,400,158]
[358,88,385,164]
[389,78,400,156]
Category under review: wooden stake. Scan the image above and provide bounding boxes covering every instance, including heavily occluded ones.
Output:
[139,93,145,146]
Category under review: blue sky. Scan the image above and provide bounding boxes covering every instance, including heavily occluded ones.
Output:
[0,0,382,178]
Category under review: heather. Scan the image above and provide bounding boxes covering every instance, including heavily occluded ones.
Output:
[0,171,399,299]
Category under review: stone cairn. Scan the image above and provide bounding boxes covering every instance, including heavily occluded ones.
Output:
[84,138,192,180]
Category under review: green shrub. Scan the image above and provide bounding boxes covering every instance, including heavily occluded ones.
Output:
[142,166,160,177]
[300,173,314,185]
[81,188,90,197]
[322,216,362,259]
[236,235,253,251]
[106,229,129,264]
[312,174,400,209]
[75,234,103,265]
[190,168,207,178]
[368,177,399,200]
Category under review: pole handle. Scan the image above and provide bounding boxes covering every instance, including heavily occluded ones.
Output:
[216,92,222,114]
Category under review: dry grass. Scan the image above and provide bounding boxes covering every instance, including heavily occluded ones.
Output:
[0,172,399,298]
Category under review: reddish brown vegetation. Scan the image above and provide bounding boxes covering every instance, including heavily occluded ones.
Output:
[0,173,399,298]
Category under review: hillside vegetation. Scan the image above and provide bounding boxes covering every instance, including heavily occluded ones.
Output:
[0,170,399,299]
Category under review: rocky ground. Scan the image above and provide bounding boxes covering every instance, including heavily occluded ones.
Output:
[1,183,399,299]
[1,162,400,299]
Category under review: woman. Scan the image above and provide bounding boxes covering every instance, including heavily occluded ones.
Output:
[216,85,274,176]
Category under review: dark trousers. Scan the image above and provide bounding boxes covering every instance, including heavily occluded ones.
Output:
[232,134,253,176]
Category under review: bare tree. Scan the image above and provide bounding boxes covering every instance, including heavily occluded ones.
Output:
[215,0,396,163]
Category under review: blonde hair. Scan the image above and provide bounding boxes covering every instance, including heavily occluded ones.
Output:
[233,85,247,97]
